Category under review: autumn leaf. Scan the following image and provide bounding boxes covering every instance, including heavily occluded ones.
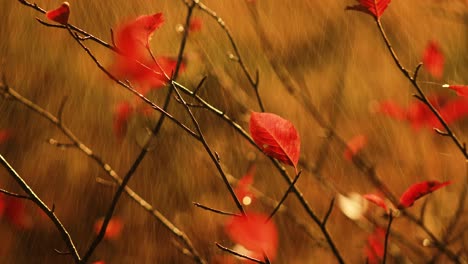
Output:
[399,180,451,208]
[111,13,181,92]
[46,2,70,25]
[443,84,468,97]
[343,134,367,161]
[3,197,33,230]
[115,13,164,57]
[346,0,391,19]
[249,112,300,169]
[0,129,12,144]
[94,217,124,240]
[374,100,407,121]
[365,227,385,264]
[225,213,278,261]
[113,101,134,140]
[363,194,388,213]
[422,40,444,79]
[189,18,203,32]
[234,164,256,206]
[426,97,468,129]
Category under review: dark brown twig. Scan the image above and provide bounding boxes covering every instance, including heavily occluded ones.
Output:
[215,243,266,264]
[267,170,302,221]
[383,210,394,264]
[0,154,81,263]
[0,188,31,200]
[193,202,241,217]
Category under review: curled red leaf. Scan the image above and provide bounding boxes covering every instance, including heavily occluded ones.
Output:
[344,135,367,161]
[363,194,388,213]
[94,217,124,240]
[422,40,444,79]
[346,0,391,19]
[399,180,451,208]
[112,13,182,92]
[46,2,70,25]
[115,13,164,56]
[249,112,300,168]
[225,213,278,261]
[113,101,134,140]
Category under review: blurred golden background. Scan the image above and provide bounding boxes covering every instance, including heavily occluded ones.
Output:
[0,0,467,263]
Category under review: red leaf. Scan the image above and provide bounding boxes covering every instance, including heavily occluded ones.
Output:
[0,194,6,217]
[347,0,391,19]
[344,135,367,161]
[422,40,444,79]
[374,101,407,121]
[111,13,174,91]
[444,84,468,97]
[433,97,468,127]
[115,13,164,56]
[363,194,388,213]
[4,197,33,230]
[189,18,203,32]
[399,180,451,208]
[249,112,300,168]
[94,217,124,240]
[365,227,385,264]
[225,213,278,261]
[92,261,105,264]
[0,129,12,144]
[234,164,256,206]
[113,101,134,140]
[46,2,70,25]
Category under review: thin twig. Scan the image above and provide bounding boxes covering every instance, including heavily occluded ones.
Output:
[2,84,206,264]
[0,154,81,263]
[383,210,394,264]
[0,188,31,200]
[267,170,302,221]
[195,1,264,111]
[193,202,241,217]
[215,243,266,264]
[322,198,336,226]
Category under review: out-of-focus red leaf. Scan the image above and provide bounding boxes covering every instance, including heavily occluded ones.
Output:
[113,101,134,140]
[4,197,33,230]
[399,180,451,208]
[189,18,203,32]
[92,261,105,264]
[365,227,385,264]
[0,194,5,217]
[0,129,12,144]
[374,94,468,131]
[234,164,256,206]
[434,97,468,127]
[363,194,388,213]
[346,0,391,19]
[225,213,278,261]
[422,40,444,79]
[94,217,124,240]
[375,101,407,121]
[249,112,300,169]
[406,95,446,130]
[343,135,367,161]
[46,2,70,25]
[444,84,468,97]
